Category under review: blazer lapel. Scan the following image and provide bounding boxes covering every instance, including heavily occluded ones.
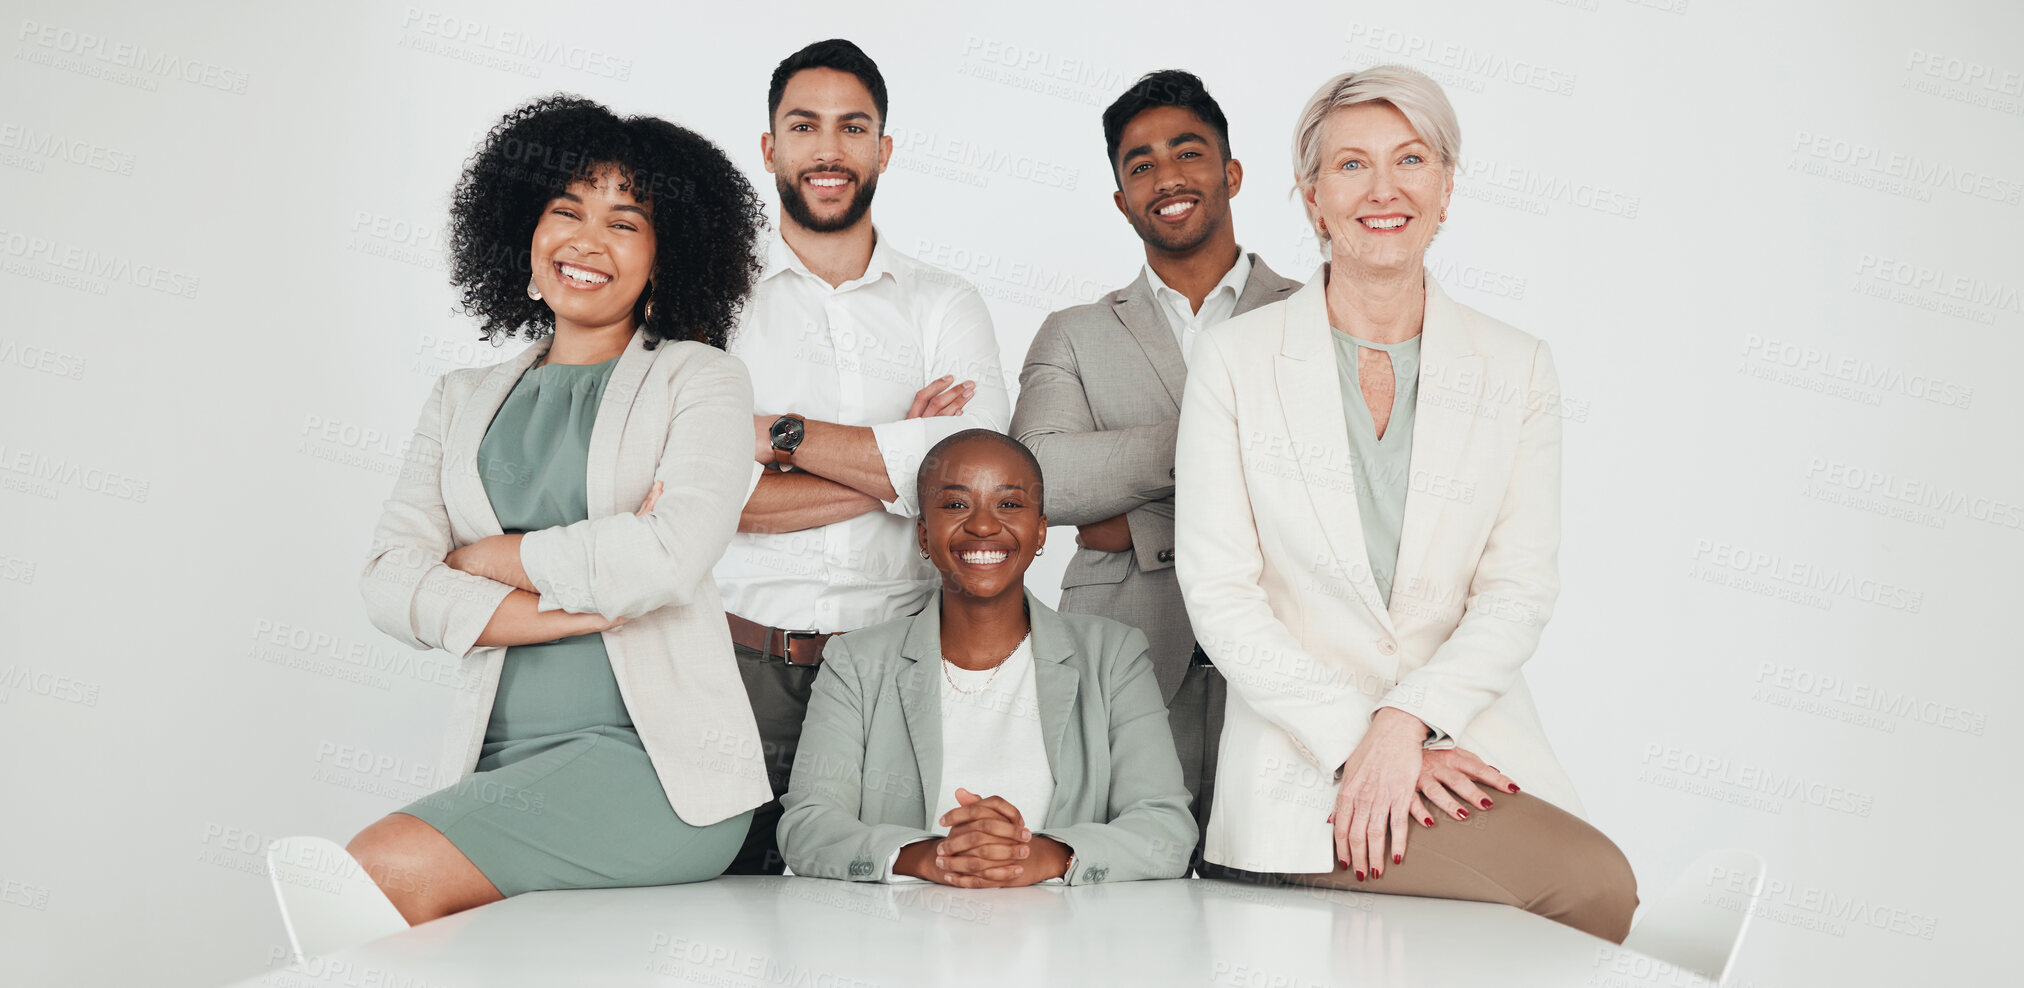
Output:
[1274,269,1395,636]
[1390,273,1483,627]
[1111,272,1189,409]
[1233,254,1301,316]
[1024,589,1079,786]
[584,329,652,518]
[895,601,945,811]
[442,336,550,539]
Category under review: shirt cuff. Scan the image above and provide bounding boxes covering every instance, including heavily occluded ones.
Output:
[884,838,933,883]
[868,418,927,517]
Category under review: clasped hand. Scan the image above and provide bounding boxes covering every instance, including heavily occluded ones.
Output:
[896,787,1069,889]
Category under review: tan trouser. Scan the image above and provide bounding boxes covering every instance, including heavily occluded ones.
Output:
[1202,790,1640,942]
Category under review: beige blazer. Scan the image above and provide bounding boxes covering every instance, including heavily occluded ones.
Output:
[1175,266,1582,874]
[358,329,772,826]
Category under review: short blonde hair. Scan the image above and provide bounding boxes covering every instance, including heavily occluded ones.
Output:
[1291,65,1460,243]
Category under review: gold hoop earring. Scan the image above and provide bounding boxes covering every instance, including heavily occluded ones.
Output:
[526,278,542,301]
[641,282,655,322]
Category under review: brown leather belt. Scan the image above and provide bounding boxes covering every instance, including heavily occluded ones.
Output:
[726,612,834,666]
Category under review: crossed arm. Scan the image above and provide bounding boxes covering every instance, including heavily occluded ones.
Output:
[1012,313,1172,557]
[359,353,755,655]
[738,377,973,535]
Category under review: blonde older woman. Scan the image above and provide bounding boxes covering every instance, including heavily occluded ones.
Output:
[1174,65,1637,940]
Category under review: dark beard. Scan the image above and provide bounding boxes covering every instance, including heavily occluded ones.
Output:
[777,167,878,233]
[1130,184,1224,254]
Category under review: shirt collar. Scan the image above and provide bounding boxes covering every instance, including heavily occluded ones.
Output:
[1142,247,1252,310]
[762,220,902,290]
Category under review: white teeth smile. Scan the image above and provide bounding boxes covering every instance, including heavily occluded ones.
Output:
[1158,201,1195,216]
[958,550,1009,565]
[557,262,610,285]
[1361,216,1408,230]
[809,176,847,187]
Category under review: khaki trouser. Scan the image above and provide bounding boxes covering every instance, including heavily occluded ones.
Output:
[1201,789,1640,943]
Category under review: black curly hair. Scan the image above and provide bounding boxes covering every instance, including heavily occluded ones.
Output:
[447,94,766,350]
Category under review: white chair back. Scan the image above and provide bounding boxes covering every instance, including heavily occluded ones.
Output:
[266,836,409,965]
[1622,848,1767,983]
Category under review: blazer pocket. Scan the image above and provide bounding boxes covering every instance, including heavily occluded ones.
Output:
[1059,547,1132,589]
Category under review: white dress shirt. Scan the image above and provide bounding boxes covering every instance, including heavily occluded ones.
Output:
[886,635,1059,883]
[716,225,1011,634]
[1142,247,1252,369]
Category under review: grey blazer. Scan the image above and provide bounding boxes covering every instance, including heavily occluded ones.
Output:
[775,588,1197,886]
[358,329,773,826]
[1011,255,1301,701]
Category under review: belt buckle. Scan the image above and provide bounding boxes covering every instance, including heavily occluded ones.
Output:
[779,628,825,666]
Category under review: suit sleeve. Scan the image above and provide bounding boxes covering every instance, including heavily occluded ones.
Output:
[777,635,941,881]
[1034,627,1198,884]
[1012,311,1179,527]
[357,374,516,659]
[1175,331,1376,774]
[1379,340,1562,742]
[516,348,753,621]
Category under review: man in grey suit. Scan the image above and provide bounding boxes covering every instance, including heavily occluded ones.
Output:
[1011,70,1300,869]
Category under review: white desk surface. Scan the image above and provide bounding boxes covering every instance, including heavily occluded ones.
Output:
[226,876,1713,988]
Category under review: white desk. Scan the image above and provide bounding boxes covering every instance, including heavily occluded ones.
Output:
[226,877,1712,988]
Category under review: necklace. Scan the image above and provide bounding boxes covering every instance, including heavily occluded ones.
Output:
[941,631,1030,696]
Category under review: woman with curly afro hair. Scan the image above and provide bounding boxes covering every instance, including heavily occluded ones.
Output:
[350,94,777,923]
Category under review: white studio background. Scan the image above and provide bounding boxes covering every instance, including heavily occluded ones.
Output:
[2,1,2017,985]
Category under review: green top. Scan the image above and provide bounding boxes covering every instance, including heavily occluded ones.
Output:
[1329,330,1422,607]
[475,354,633,743]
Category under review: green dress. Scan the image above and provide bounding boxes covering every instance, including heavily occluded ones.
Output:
[1330,330,1422,607]
[400,354,752,897]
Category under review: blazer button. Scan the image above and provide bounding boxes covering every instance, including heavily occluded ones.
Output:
[1087,866,1108,883]
[1157,548,1174,563]
[1377,639,1398,656]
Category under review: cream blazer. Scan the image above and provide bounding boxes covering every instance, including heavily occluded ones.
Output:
[1175,266,1583,874]
[359,329,772,826]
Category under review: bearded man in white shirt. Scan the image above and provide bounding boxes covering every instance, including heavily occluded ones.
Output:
[717,38,1011,874]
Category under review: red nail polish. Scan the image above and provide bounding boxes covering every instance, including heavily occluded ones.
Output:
[1480,798,1493,809]
[1393,853,1402,864]
[1355,870,1365,881]
[1423,816,1434,827]
[1508,784,1520,793]
[1340,859,1349,870]
[1457,809,1468,819]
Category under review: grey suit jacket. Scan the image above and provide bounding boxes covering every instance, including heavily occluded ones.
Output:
[775,588,1196,886]
[358,329,773,826]
[1011,255,1301,701]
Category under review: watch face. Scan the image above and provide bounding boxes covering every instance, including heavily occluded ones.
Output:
[770,415,804,450]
